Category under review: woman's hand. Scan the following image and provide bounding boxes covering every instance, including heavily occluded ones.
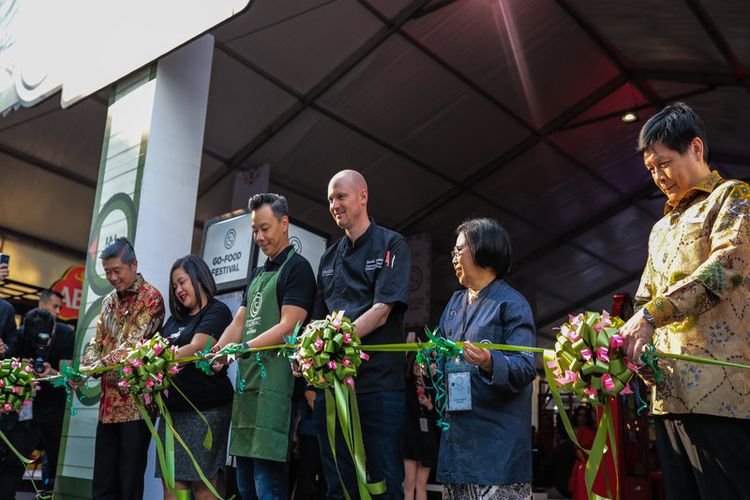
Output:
[463,341,493,374]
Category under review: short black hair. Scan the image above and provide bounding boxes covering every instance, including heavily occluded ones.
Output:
[39,289,63,303]
[100,237,137,264]
[637,102,709,161]
[168,255,217,321]
[24,307,55,337]
[249,193,289,220]
[456,218,512,278]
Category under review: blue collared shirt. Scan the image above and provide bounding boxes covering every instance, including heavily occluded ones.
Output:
[437,279,536,486]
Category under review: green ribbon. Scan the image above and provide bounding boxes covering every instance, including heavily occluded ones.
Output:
[194,339,215,376]
[415,326,463,431]
[324,380,386,500]
[50,363,82,416]
[639,345,662,382]
[255,352,267,379]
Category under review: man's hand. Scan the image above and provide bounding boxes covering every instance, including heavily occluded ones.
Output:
[463,341,493,374]
[0,339,6,357]
[620,309,655,364]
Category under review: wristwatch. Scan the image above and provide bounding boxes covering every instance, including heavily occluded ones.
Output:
[641,307,656,328]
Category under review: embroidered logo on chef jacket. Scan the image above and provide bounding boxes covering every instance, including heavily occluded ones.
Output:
[364,258,384,272]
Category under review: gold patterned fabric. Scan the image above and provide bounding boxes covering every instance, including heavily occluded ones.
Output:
[82,274,164,424]
[636,171,750,417]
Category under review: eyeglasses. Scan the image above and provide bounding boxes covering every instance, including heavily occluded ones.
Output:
[451,245,466,261]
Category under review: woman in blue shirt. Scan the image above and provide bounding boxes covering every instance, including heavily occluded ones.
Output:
[438,218,537,500]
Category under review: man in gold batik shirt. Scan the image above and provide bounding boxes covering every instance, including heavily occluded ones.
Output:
[81,237,164,500]
[620,103,750,500]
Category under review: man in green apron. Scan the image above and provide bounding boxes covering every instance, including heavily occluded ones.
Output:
[213,193,316,499]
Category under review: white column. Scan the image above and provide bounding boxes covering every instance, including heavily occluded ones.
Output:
[55,35,214,498]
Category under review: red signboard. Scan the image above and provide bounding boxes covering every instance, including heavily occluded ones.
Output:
[51,265,85,321]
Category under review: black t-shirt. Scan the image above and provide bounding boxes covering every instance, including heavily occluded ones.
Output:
[314,220,411,393]
[162,299,234,411]
[18,322,75,422]
[242,245,316,315]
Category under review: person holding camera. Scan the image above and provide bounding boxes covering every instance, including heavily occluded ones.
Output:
[0,307,72,499]
[22,306,74,495]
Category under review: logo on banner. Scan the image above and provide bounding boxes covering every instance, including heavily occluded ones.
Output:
[249,292,263,318]
[290,236,302,254]
[50,265,85,321]
[410,267,423,292]
[224,228,237,249]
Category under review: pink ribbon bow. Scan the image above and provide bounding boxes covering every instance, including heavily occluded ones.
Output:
[583,386,598,399]
[555,370,578,385]
[596,347,610,363]
[601,374,615,392]
[609,335,624,349]
[314,338,324,351]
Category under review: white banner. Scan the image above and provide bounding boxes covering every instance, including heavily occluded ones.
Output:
[202,212,254,289]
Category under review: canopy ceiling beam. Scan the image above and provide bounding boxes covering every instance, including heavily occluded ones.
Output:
[412,0,459,19]
[554,0,661,102]
[561,85,717,131]
[197,0,432,199]
[630,68,749,87]
[0,225,85,260]
[685,0,750,94]
[392,74,633,233]
[0,142,96,189]
[511,181,658,274]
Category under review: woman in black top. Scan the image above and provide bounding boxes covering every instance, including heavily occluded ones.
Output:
[156,255,233,500]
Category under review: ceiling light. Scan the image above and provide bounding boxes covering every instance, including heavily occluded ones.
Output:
[621,111,638,123]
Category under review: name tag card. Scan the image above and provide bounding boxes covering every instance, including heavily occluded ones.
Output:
[446,357,472,411]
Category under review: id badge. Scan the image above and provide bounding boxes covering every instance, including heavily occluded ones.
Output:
[419,417,429,433]
[18,403,33,421]
[446,357,472,411]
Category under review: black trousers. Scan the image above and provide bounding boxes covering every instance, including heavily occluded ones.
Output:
[655,413,750,500]
[34,417,64,491]
[0,416,35,500]
[92,420,152,500]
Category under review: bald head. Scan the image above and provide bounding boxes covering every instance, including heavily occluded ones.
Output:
[328,169,368,192]
[327,170,370,236]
